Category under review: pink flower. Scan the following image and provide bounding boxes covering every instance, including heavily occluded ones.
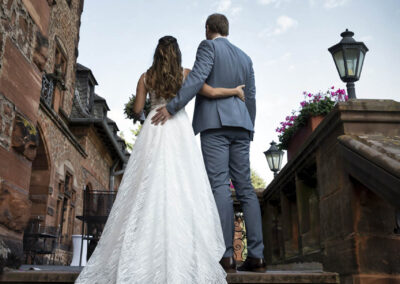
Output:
[345,95,349,101]
[308,93,312,97]
[331,86,335,89]
[300,101,307,107]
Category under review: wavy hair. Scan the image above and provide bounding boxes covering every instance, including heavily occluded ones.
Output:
[145,36,183,100]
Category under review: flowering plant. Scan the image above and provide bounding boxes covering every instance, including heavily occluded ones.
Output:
[276,86,348,150]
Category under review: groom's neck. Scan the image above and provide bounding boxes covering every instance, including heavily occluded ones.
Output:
[208,33,223,40]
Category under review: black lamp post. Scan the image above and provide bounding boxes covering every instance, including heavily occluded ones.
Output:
[264,141,284,177]
[328,29,368,99]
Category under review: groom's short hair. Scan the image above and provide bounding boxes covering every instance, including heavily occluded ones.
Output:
[206,14,229,36]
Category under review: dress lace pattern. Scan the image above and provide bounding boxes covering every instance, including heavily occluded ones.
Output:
[75,89,227,283]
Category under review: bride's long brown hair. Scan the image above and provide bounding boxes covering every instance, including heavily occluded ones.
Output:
[145,36,183,100]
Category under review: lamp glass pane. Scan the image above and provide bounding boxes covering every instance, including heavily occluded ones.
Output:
[278,151,284,169]
[333,50,345,77]
[272,152,280,171]
[266,154,274,171]
[345,48,359,77]
[357,51,365,78]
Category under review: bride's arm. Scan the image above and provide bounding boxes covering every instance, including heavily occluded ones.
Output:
[183,68,245,102]
[133,73,147,115]
[199,83,245,101]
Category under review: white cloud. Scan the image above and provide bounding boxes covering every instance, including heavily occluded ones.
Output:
[217,0,232,12]
[258,0,289,7]
[215,0,243,17]
[309,0,350,9]
[281,52,291,60]
[324,0,349,9]
[231,6,243,16]
[273,15,298,36]
[258,15,298,38]
[325,0,349,8]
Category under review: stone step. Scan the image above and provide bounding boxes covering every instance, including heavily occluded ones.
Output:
[228,271,339,283]
[0,268,340,284]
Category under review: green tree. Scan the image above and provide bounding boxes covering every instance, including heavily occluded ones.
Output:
[118,124,143,152]
[119,131,133,152]
[251,169,266,189]
[130,124,142,140]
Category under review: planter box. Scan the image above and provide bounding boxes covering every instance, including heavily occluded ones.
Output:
[287,115,324,160]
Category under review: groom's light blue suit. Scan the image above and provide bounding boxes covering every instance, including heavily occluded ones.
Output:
[166,37,264,259]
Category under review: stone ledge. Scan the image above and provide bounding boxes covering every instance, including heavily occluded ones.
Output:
[0,269,340,283]
[0,270,77,283]
[227,271,339,283]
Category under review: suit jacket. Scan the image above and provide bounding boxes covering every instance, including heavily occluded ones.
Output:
[166,37,256,140]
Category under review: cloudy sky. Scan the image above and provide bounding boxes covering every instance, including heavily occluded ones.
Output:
[77,0,400,184]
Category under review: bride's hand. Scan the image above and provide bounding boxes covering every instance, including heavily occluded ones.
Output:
[235,85,245,102]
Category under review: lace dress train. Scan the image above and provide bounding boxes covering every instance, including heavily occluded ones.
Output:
[75,102,227,283]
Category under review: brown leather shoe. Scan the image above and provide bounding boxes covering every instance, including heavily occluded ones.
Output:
[219,256,237,273]
[237,257,267,273]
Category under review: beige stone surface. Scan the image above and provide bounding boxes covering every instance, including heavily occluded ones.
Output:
[0,180,31,233]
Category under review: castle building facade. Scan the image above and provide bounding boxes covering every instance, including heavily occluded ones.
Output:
[0,0,129,268]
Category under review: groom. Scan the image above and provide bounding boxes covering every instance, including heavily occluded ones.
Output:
[152,13,266,273]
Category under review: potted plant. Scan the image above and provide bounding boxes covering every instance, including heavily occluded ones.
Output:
[276,87,348,160]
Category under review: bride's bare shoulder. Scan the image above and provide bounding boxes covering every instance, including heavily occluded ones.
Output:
[139,72,148,89]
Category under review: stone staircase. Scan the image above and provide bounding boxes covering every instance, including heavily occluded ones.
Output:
[0,265,340,283]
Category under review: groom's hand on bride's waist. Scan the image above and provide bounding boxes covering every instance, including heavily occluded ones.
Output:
[151,106,172,125]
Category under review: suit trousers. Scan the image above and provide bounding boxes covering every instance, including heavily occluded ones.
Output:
[200,127,264,258]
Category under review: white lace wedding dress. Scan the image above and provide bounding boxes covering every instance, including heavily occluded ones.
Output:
[75,89,227,283]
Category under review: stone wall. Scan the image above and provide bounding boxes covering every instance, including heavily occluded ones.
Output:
[262,100,400,284]
[44,0,83,116]
[82,127,113,190]
[0,94,15,150]
[0,0,129,269]
[0,0,85,270]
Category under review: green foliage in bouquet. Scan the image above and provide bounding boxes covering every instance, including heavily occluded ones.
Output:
[124,94,151,121]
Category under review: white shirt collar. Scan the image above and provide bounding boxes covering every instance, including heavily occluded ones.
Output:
[212,35,227,40]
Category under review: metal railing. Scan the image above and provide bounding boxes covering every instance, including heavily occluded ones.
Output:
[76,189,117,266]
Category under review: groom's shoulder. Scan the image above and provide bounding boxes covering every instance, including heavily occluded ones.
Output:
[196,39,216,55]
[198,39,215,48]
[231,42,252,64]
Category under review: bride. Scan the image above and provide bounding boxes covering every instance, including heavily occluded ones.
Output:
[74,35,245,284]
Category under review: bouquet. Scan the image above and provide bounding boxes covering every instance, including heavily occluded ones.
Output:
[124,94,151,124]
